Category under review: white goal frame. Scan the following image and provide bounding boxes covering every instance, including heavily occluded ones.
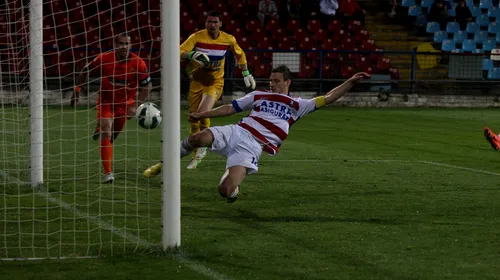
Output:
[27,0,181,250]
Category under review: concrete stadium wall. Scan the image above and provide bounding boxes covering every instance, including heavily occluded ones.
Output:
[2,90,500,108]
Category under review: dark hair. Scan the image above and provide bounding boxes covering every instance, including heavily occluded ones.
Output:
[115,32,130,41]
[271,65,293,81]
[206,10,221,20]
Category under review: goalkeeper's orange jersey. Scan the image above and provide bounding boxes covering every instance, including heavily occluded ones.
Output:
[89,51,150,104]
[180,29,247,85]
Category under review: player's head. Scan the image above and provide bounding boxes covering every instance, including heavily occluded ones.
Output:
[458,0,465,5]
[205,10,222,36]
[269,65,292,94]
[115,33,131,60]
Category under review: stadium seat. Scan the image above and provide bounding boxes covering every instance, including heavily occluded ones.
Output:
[401,0,415,7]
[286,20,301,31]
[448,7,456,17]
[257,37,273,49]
[488,7,500,19]
[313,29,329,44]
[421,0,433,8]
[446,22,460,34]
[427,22,441,34]
[466,0,475,7]
[327,20,342,33]
[466,22,480,34]
[408,5,422,17]
[487,67,500,79]
[471,6,481,18]
[495,32,500,43]
[476,14,490,27]
[253,64,271,78]
[265,19,280,33]
[483,58,494,70]
[483,39,496,51]
[462,39,477,52]
[433,31,448,43]
[347,20,363,34]
[441,40,456,51]
[293,28,308,42]
[376,57,392,72]
[361,39,376,51]
[355,29,370,43]
[299,37,314,50]
[278,37,296,50]
[474,48,485,54]
[480,0,493,9]
[474,30,488,42]
[454,30,466,43]
[297,64,315,78]
[390,68,400,80]
[488,22,499,34]
[340,65,356,78]
[307,20,321,32]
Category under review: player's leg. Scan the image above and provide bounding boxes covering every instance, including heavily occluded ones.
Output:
[187,81,203,169]
[143,128,216,178]
[484,126,500,150]
[187,81,224,169]
[110,100,132,143]
[218,166,247,203]
[99,104,115,183]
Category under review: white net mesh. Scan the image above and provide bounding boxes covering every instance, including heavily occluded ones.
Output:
[0,0,163,259]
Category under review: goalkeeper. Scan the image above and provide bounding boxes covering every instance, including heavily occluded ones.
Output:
[180,10,256,170]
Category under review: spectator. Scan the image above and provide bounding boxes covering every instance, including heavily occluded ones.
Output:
[258,0,279,27]
[455,0,473,30]
[279,0,300,28]
[428,0,450,30]
[337,0,366,26]
[319,0,339,28]
[299,0,313,28]
[389,0,397,18]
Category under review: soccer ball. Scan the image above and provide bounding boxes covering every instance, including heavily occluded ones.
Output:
[135,102,162,129]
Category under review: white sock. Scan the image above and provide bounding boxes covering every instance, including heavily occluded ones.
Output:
[228,186,239,198]
[180,138,193,158]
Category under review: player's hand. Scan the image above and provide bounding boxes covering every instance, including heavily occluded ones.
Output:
[188,51,210,67]
[70,86,81,108]
[127,103,137,117]
[242,70,256,90]
[348,72,371,84]
[187,112,202,122]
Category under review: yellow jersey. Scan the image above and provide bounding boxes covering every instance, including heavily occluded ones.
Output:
[180,29,247,86]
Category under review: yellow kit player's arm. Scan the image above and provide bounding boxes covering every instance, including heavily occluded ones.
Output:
[180,33,209,66]
[229,35,256,90]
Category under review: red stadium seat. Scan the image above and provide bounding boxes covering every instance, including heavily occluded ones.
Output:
[341,38,355,50]
[297,64,315,78]
[307,20,321,32]
[361,39,376,51]
[278,37,297,50]
[340,65,356,78]
[247,19,260,33]
[249,28,265,41]
[287,20,301,31]
[266,20,280,33]
[355,29,370,44]
[311,29,328,45]
[257,37,274,50]
[253,64,271,78]
[293,28,308,42]
[328,20,342,33]
[333,29,349,43]
[376,57,392,73]
[299,37,314,50]
[239,36,253,50]
[390,68,400,79]
[347,20,363,34]
[370,48,384,62]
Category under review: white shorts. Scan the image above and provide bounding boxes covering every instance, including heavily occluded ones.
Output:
[208,124,263,174]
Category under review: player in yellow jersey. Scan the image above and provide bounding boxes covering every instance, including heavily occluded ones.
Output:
[179,10,256,169]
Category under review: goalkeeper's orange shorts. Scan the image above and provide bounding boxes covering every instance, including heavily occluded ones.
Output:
[96,98,135,120]
[188,79,224,113]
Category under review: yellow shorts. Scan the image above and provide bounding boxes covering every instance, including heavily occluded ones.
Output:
[188,79,224,113]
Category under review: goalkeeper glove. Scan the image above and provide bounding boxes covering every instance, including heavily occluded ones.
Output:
[242,70,256,90]
[187,51,210,67]
[71,86,81,108]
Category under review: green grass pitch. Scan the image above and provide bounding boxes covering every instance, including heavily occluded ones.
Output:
[2,107,500,279]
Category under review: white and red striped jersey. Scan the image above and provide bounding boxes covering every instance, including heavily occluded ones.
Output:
[231,90,326,155]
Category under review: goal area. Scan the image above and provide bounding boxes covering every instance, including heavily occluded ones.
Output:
[0,0,180,259]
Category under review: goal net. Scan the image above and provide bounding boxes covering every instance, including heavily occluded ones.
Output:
[0,0,163,259]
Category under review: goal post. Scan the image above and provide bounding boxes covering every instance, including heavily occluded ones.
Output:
[1,0,178,259]
[161,0,181,249]
[30,0,43,188]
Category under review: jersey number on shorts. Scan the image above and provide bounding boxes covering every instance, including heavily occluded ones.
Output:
[251,157,258,166]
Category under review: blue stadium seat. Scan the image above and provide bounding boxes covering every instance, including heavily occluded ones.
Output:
[466,0,475,7]
[488,22,499,34]
[471,6,481,17]
[408,5,422,16]
[483,39,496,51]
[401,0,415,7]
[462,39,477,52]
[480,0,492,9]
[496,32,500,43]
[474,48,485,54]
[441,40,456,51]
[434,31,448,43]
[474,30,488,42]
[476,14,490,27]
[446,22,460,34]
[454,30,466,43]
[466,22,480,34]
[483,58,494,70]
[421,0,433,8]
[448,7,456,17]
[426,21,441,33]
[488,7,500,19]
[487,68,500,79]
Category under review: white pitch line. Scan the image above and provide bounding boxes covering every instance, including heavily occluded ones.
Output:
[418,160,500,176]
[0,173,230,280]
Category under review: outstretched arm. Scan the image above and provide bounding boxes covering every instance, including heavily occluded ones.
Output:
[188,104,236,122]
[324,72,370,105]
